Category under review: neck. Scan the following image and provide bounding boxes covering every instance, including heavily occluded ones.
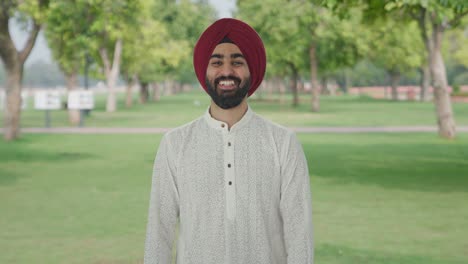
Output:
[209,98,248,129]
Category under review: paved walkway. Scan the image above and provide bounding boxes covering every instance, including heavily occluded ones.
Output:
[3,126,468,134]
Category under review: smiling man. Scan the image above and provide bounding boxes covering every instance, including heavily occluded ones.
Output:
[144,18,314,264]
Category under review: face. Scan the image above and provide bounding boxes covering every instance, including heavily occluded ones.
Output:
[205,43,251,109]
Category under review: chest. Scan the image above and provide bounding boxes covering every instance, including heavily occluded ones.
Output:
[176,132,281,214]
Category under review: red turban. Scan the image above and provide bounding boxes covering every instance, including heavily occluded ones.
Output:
[193,18,266,97]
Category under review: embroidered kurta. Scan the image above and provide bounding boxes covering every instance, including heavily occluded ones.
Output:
[144,106,314,264]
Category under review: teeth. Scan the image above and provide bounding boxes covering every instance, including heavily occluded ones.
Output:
[219,80,235,86]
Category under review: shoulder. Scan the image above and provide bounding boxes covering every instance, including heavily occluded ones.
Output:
[155,116,205,163]
[248,111,301,164]
[250,109,304,147]
[162,116,205,143]
[250,111,295,141]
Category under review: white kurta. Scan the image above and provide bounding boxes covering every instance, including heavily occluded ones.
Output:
[144,106,314,264]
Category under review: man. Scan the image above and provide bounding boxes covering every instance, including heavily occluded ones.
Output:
[144,18,313,264]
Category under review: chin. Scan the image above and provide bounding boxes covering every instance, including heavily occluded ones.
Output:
[205,77,251,109]
[218,88,239,96]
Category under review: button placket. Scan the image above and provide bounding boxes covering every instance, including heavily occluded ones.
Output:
[224,132,236,220]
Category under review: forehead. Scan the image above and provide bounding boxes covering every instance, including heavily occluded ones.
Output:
[211,43,243,56]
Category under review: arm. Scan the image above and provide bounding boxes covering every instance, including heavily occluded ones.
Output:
[279,132,314,264]
[144,135,180,264]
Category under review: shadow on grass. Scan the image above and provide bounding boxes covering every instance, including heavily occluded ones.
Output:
[305,141,468,193]
[0,168,22,185]
[0,138,95,185]
[0,147,94,163]
[316,244,464,264]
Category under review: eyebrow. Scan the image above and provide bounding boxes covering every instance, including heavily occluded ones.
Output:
[210,53,245,59]
[231,53,245,59]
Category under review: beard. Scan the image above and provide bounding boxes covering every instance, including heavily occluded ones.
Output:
[205,75,251,109]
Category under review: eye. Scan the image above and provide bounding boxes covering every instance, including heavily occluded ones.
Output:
[210,60,222,66]
[232,61,244,66]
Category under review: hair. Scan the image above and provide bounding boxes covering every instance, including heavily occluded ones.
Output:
[218,36,235,44]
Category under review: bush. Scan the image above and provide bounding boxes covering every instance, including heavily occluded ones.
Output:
[453,71,468,87]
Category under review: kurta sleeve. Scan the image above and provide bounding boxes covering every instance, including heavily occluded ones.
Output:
[279,132,314,264]
[144,135,180,264]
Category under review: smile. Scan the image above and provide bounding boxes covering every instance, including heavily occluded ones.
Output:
[217,79,237,91]
[219,80,235,86]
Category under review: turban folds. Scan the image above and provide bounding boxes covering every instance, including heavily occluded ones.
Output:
[193,18,266,97]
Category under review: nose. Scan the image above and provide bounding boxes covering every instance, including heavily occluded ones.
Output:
[219,63,235,76]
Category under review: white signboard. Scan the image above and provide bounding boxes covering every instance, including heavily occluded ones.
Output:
[21,91,28,109]
[68,90,94,110]
[34,91,62,110]
[0,91,28,109]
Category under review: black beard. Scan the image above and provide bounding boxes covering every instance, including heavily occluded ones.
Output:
[206,76,250,109]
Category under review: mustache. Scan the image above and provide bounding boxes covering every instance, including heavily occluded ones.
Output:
[214,76,241,86]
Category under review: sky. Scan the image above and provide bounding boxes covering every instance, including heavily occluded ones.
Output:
[10,0,236,66]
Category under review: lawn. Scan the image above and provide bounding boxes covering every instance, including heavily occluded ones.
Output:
[5,90,468,128]
[1,133,467,263]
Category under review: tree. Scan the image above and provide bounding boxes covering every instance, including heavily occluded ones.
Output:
[383,0,467,138]
[238,0,366,110]
[367,19,422,100]
[155,0,216,94]
[121,15,189,105]
[442,21,468,87]
[325,0,468,138]
[120,0,216,104]
[0,0,49,140]
[238,0,309,107]
[309,6,367,107]
[51,0,143,113]
[93,0,143,112]
[45,0,91,125]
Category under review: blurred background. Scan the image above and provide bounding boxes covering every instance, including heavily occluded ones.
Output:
[1,0,467,263]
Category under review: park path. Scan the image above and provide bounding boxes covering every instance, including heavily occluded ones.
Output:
[4,126,468,134]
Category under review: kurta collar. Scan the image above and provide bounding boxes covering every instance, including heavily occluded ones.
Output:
[204,105,254,132]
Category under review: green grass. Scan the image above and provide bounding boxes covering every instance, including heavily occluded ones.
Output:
[1,133,468,263]
[5,90,468,128]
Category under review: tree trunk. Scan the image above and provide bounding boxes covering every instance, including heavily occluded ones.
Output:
[140,82,149,104]
[267,79,273,101]
[343,68,351,94]
[416,8,455,138]
[389,70,400,101]
[125,74,136,108]
[164,79,173,95]
[289,63,299,107]
[321,76,328,95]
[278,77,286,104]
[4,64,23,140]
[125,82,133,108]
[65,71,80,126]
[173,82,178,94]
[416,8,432,102]
[175,82,182,94]
[297,79,304,93]
[430,23,456,139]
[99,38,123,113]
[419,64,430,101]
[0,13,41,140]
[309,44,320,112]
[329,80,337,96]
[152,82,161,102]
[257,81,264,100]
